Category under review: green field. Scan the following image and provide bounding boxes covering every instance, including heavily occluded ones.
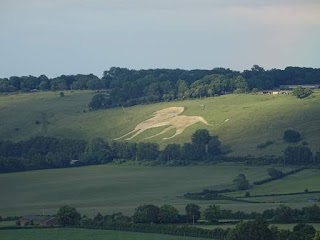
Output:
[226,168,320,202]
[0,91,319,156]
[0,228,208,240]
[0,163,319,217]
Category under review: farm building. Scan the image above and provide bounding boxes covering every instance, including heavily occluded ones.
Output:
[280,85,320,90]
[18,215,58,227]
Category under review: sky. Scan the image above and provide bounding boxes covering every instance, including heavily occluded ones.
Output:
[0,0,319,78]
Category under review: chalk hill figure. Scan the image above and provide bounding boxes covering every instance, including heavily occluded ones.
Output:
[115,107,209,140]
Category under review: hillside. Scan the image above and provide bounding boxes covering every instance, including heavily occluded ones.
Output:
[0,163,318,217]
[0,91,319,156]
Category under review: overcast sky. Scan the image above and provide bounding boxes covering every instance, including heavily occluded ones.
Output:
[0,0,319,78]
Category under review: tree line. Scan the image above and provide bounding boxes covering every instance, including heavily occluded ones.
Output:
[13,204,320,240]
[1,130,319,173]
[1,66,319,108]
[0,129,223,173]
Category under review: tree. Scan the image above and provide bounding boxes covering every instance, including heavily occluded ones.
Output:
[273,205,294,223]
[302,205,320,222]
[136,142,159,160]
[132,204,160,223]
[191,129,211,145]
[207,136,221,157]
[233,174,250,190]
[203,204,221,223]
[158,204,180,223]
[185,203,201,224]
[176,80,189,99]
[293,223,316,240]
[89,94,112,110]
[56,205,81,227]
[160,144,181,162]
[284,146,313,165]
[181,143,205,161]
[292,86,313,99]
[228,218,274,240]
[267,168,284,179]
[283,129,301,143]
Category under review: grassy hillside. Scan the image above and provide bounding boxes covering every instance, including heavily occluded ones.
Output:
[0,91,319,156]
[0,228,208,240]
[0,163,318,217]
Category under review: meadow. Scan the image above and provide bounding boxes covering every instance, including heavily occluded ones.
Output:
[0,228,209,240]
[0,91,319,156]
[0,163,318,217]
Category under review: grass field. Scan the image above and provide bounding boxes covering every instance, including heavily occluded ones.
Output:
[0,91,319,156]
[226,168,320,201]
[0,228,209,240]
[0,163,318,217]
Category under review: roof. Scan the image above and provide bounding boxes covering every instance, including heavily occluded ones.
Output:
[20,215,54,222]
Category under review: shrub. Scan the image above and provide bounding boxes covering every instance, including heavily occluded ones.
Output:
[283,130,301,143]
[292,86,313,99]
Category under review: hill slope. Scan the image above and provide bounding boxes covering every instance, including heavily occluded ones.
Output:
[0,91,319,156]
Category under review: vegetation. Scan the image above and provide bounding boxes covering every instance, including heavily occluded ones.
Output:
[0,91,319,157]
[56,206,81,227]
[283,129,301,143]
[0,129,225,173]
[1,163,318,217]
[233,174,250,191]
[4,204,320,240]
[284,146,313,165]
[228,218,273,240]
[1,66,319,108]
[0,228,208,240]
[292,86,314,99]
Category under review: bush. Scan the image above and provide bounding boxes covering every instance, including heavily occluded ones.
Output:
[283,129,301,143]
[267,168,284,179]
[292,86,313,99]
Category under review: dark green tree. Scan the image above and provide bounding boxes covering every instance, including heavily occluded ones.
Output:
[181,143,205,161]
[293,223,316,240]
[284,146,313,165]
[160,144,181,161]
[233,174,250,190]
[158,204,180,223]
[273,205,294,223]
[228,218,274,240]
[185,203,201,223]
[283,129,301,143]
[191,129,211,145]
[89,94,112,110]
[267,168,284,179]
[136,142,159,160]
[132,204,160,223]
[203,204,221,223]
[292,86,313,99]
[56,205,81,227]
[207,136,221,157]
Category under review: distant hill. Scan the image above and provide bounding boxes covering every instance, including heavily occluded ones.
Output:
[0,90,319,156]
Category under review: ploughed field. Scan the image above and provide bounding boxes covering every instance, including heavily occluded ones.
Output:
[0,90,319,156]
[0,163,319,217]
